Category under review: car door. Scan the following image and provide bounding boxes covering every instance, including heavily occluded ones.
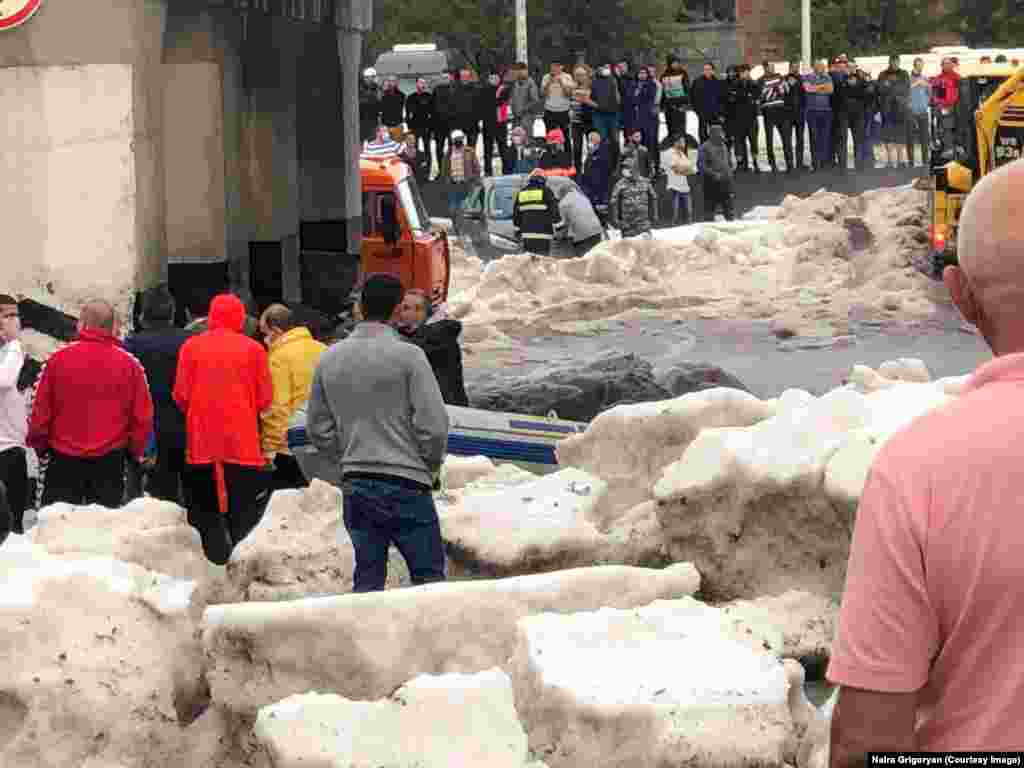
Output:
[456,181,488,259]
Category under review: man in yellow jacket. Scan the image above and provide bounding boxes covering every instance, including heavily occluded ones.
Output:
[259,304,327,490]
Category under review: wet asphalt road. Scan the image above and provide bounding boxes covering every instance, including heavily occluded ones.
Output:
[424,166,991,396]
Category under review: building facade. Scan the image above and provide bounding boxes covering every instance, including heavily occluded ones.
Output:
[1,0,371,327]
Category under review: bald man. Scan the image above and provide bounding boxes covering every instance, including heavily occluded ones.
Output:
[827,159,1024,758]
[28,299,153,508]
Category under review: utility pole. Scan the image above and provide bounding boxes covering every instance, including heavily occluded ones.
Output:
[801,0,811,69]
[516,0,528,64]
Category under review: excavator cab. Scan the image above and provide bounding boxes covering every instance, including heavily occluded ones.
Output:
[929,64,1024,277]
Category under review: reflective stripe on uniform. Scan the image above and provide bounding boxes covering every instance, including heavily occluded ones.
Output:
[518,189,545,203]
[522,233,554,240]
[517,204,549,212]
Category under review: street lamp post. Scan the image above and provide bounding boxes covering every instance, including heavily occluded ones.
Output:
[801,0,811,68]
[516,0,528,63]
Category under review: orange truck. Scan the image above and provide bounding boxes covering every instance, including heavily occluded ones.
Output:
[359,153,451,309]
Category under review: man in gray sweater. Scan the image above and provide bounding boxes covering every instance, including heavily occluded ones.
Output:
[307,274,450,592]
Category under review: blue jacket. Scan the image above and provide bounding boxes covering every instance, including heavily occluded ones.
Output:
[804,74,833,112]
[123,327,193,437]
[581,141,612,206]
[631,80,659,130]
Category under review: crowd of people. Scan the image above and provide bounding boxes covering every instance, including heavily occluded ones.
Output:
[360,52,987,229]
[0,283,468,574]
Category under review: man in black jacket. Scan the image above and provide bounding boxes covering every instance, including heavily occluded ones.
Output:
[395,291,469,407]
[432,72,457,174]
[453,68,481,149]
[359,68,382,143]
[726,64,761,172]
[478,72,512,176]
[380,77,406,141]
[691,62,724,143]
[405,78,435,163]
[123,284,193,503]
[843,61,871,171]
[784,61,807,169]
[513,171,561,258]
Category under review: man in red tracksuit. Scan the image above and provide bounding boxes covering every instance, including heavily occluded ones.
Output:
[28,300,153,508]
[174,293,273,565]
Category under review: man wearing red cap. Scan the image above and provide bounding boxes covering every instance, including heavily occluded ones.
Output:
[174,293,273,565]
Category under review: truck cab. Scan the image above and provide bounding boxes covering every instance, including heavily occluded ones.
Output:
[360,153,450,308]
[929,64,1024,277]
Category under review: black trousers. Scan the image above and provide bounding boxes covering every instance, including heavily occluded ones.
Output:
[845,107,867,169]
[763,110,794,170]
[730,116,759,169]
[0,446,27,534]
[791,117,807,167]
[544,110,572,162]
[573,234,603,257]
[522,237,552,257]
[433,121,451,172]
[183,463,271,565]
[410,123,432,160]
[482,121,509,176]
[42,449,125,509]
[703,176,735,221]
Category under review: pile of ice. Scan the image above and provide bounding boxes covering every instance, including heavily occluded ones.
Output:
[448,185,941,353]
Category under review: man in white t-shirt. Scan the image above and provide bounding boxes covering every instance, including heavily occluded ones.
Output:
[0,294,27,537]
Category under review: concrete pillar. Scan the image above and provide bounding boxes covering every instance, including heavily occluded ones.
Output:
[337,0,373,262]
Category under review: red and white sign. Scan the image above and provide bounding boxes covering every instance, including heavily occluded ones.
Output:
[0,0,43,31]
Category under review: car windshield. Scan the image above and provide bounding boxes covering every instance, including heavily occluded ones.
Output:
[489,177,573,220]
[398,178,431,232]
[488,184,519,220]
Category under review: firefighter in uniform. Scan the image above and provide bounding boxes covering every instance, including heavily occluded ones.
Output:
[513,170,561,258]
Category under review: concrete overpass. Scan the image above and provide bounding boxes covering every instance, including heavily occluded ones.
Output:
[1,0,372,326]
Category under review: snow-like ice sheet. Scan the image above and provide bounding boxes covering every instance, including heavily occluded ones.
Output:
[202,562,700,718]
[449,186,939,356]
[511,597,796,768]
[652,362,958,600]
[254,670,534,768]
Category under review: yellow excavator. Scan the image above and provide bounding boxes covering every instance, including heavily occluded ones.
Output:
[928,64,1024,278]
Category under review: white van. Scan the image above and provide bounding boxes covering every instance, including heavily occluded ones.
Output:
[372,43,469,95]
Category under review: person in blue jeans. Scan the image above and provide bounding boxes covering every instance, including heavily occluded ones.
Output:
[306,274,450,592]
[803,60,834,171]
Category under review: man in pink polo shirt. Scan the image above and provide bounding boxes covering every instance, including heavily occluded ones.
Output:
[828,158,1024,758]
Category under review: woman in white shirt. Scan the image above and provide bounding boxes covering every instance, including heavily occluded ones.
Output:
[661,136,695,225]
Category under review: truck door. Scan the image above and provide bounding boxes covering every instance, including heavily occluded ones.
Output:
[361,188,415,288]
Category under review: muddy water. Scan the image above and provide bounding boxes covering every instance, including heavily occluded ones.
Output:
[464,303,989,399]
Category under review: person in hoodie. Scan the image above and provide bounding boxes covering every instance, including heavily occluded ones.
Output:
[508,62,542,137]
[0,295,27,534]
[609,150,657,238]
[691,62,724,143]
[581,131,613,214]
[556,183,605,257]
[508,126,541,174]
[122,284,192,504]
[259,304,327,490]
[632,66,661,175]
[405,78,435,164]
[173,293,273,565]
[432,72,457,173]
[698,124,735,221]
[28,300,154,508]
[513,170,561,258]
[479,71,512,176]
[394,290,469,406]
[359,68,382,143]
[379,77,406,141]
[538,128,575,176]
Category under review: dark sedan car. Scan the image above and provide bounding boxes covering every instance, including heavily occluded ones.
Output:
[454,174,581,261]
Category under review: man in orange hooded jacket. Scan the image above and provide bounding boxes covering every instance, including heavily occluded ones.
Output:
[174,293,273,564]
